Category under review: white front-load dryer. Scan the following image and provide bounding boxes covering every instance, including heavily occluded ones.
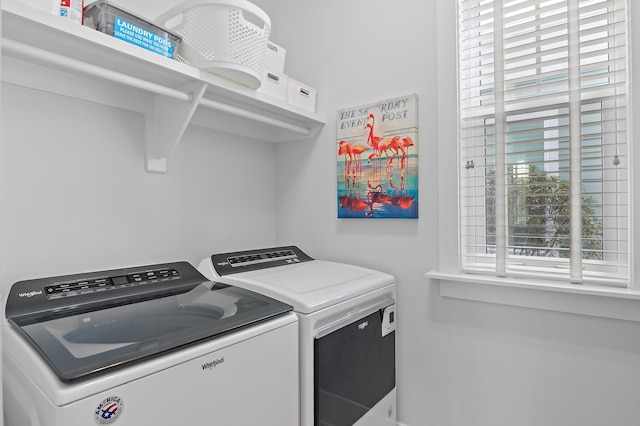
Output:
[199,246,397,426]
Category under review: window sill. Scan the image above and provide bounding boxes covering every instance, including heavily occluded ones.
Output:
[425,271,640,322]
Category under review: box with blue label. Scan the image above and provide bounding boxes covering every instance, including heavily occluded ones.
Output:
[84,1,181,59]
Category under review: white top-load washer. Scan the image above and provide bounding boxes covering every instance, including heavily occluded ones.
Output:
[198,246,397,426]
[4,261,299,425]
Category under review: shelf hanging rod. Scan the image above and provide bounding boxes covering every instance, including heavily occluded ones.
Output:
[199,98,311,135]
[2,39,190,101]
[2,38,312,136]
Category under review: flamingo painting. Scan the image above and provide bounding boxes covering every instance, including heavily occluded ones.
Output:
[337,94,419,218]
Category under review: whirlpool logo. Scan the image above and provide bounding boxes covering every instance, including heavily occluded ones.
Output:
[18,290,42,298]
[202,357,225,371]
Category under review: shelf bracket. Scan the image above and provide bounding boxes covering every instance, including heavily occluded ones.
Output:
[145,82,208,173]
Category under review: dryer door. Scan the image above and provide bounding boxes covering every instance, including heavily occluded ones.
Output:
[314,301,396,426]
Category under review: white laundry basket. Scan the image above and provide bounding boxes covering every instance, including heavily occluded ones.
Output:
[157,0,271,89]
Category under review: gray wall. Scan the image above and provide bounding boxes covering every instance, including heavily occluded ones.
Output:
[0,83,277,282]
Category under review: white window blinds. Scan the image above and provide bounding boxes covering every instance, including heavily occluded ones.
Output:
[458,0,629,286]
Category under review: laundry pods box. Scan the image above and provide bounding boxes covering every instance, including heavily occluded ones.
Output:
[287,78,317,112]
[258,70,289,102]
[84,0,181,59]
[264,41,286,74]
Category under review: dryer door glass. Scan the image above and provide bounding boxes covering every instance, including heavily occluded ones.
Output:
[314,304,396,426]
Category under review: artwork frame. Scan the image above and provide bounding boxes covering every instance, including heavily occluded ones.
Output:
[337,94,418,218]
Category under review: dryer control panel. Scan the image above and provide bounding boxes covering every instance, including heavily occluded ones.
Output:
[210,245,314,276]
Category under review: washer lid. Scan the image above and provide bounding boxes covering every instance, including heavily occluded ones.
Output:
[219,260,395,314]
[6,263,292,382]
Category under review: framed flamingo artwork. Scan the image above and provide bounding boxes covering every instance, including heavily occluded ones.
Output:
[337,94,418,218]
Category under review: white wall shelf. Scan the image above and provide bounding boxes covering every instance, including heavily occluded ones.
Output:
[1,0,326,173]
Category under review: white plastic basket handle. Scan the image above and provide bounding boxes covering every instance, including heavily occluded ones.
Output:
[156,0,271,31]
[240,8,269,31]
[161,13,184,31]
[265,72,281,83]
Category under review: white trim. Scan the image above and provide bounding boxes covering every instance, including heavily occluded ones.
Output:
[568,0,583,283]
[426,271,640,322]
[626,0,636,291]
[494,0,508,277]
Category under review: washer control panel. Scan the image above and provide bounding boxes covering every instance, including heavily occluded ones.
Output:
[6,261,205,323]
[45,268,180,300]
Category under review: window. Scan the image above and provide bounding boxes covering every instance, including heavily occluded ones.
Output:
[458,0,629,286]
